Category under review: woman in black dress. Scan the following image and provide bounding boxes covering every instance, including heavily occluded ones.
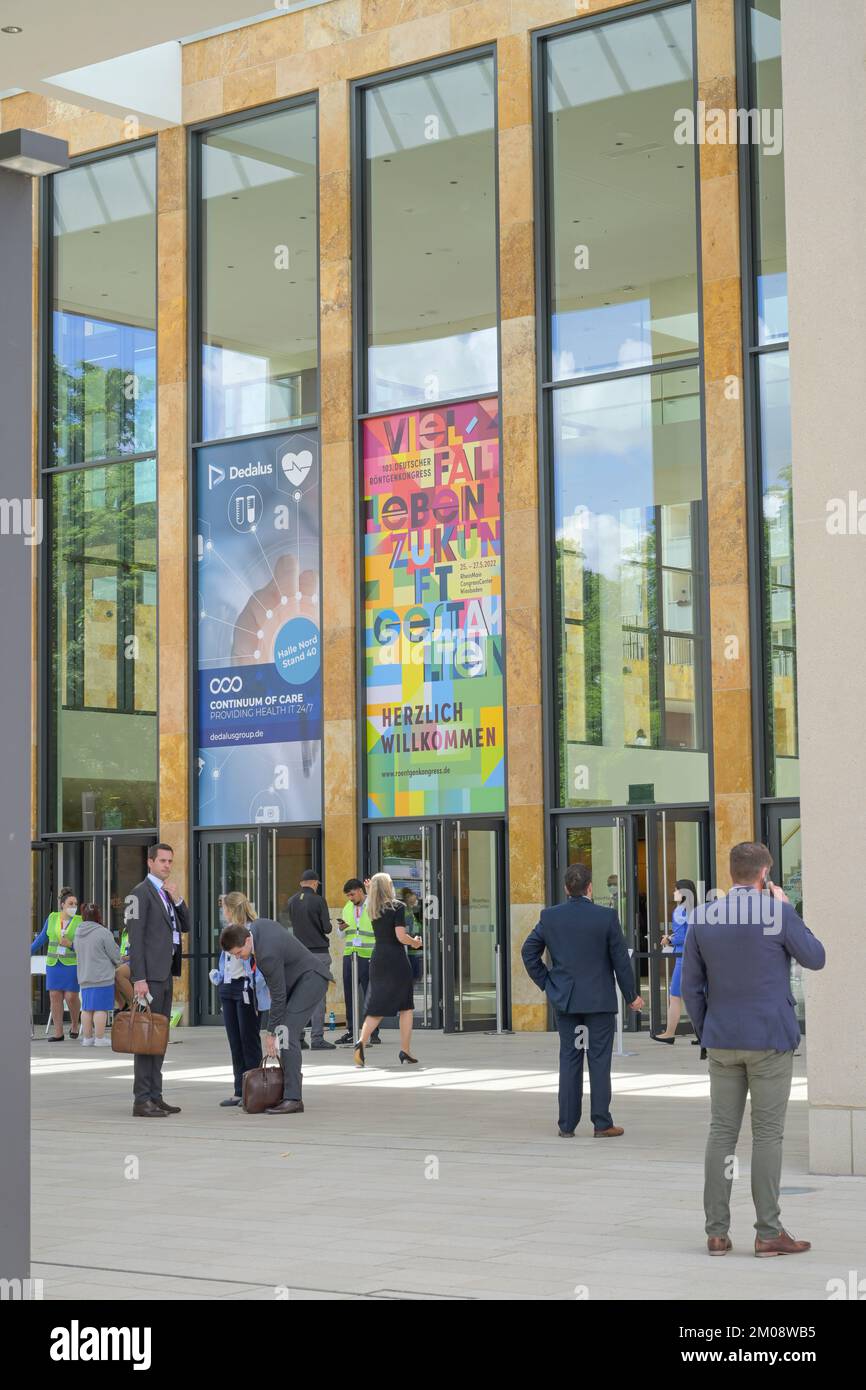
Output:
[354,872,422,1068]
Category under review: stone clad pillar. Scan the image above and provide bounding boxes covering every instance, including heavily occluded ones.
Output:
[781,0,866,1174]
[498,31,546,1030]
[318,78,357,1021]
[156,127,191,1011]
[696,0,755,885]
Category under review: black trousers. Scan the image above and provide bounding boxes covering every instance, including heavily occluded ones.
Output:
[342,954,378,1037]
[132,977,172,1105]
[555,1010,616,1133]
[220,983,262,1096]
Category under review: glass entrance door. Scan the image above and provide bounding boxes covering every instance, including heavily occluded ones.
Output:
[368,824,441,1028]
[766,803,804,1027]
[445,821,503,1032]
[99,836,152,939]
[194,826,320,1023]
[648,809,708,1036]
[368,820,506,1032]
[555,809,709,1034]
[34,834,152,1022]
[40,835,151,924]
[555,814,639,1028]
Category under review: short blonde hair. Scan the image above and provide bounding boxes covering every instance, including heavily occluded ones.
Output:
[367,872,396,922]
[223,891,256,925]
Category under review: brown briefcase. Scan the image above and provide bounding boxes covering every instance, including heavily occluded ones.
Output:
[111,1000,169,1056]
[242,1057,285,1113]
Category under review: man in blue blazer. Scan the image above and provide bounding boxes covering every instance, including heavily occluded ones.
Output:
[682,841,825,1258]
[522,862,644,1137]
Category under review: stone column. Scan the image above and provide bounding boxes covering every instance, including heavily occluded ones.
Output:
[156,127,191,1012]
[498,31,546,1030]
[696,0,755,885]
[319,78,356,1022]
[781,0,866,1174]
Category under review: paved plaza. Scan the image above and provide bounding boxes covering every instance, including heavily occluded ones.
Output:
[30,1028,865,1302]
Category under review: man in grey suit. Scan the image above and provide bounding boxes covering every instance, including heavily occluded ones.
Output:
[522,862,644,1137]
[221,916,331,1114]
[682,841,826,1258]
[127,842,190,1117]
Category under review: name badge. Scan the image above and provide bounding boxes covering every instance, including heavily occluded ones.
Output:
[351,936,363,947]
[56,946,67,956]
[172,930,180,945]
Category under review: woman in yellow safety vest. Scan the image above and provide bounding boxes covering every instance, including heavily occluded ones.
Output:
[31,886,82,1042]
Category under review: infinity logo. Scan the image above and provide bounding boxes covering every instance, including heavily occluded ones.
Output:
[210,676,242,694]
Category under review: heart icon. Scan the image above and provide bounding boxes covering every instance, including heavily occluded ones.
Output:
[280,449,313,487]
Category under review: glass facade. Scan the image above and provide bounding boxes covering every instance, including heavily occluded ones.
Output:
[200,104,318,441]
[195,100,322,831]
[758,352,797,797]
[553,369,707,807]
[28,6,802,1036]
[750,0,787,345]
[747,0,797,800]
[46,149,158,832]
[51,148,156,467]
[546,6,698,381]
[544,4,706,810]
[363,57,498,413]
[47,459,158,831]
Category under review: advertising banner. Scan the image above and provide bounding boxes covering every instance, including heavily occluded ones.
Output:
[363,397,505,817]
[196,431,321,827]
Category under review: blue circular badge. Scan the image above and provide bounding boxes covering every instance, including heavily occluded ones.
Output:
[274,617,320,684]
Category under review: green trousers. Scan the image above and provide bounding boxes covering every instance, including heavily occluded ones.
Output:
[704,1047,794,1240]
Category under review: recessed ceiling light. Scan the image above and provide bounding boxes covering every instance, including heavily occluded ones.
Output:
[1,25,23,34]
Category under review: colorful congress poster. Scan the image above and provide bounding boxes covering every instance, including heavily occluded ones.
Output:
[196,431,322,827]
[363,397,505,817]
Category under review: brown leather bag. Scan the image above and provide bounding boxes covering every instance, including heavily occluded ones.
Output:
[242,1057,284,1113]
[111,1000,169,1056]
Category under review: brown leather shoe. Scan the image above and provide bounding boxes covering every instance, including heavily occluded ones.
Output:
[153,1099,181,1114]
[593,1125,624,1137]
[755,1229,811,1257]
[265,1099,305,1115]
[132,1101,167,1117]
[707,1236,733,1256]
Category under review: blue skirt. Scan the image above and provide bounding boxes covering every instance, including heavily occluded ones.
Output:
[46,961,79,992]
[81,985,115,1012]
[669,957,684,999]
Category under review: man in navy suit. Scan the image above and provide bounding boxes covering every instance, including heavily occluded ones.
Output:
[522,862,644,1138]
[682,841,825,1258]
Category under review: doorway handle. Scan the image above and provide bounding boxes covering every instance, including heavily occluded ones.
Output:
[245,833,253,901]
[103,837,112,923]
[271,828,278,921]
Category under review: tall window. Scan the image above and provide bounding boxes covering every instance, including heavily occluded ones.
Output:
[199,104,318,441]
[747,0,796,798]
[47,147,158,831]
[51,148,156,467]
[543,4,708,809]
[362,56,498,414]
